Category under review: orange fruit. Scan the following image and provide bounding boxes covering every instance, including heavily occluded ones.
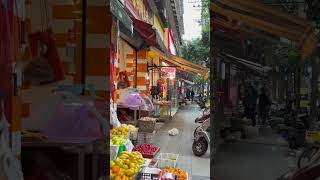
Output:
[122,175,129,180]
[112,166,120,174]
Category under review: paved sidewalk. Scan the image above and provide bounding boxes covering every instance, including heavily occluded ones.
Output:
[213,127,296,180]
[153,104,210,180]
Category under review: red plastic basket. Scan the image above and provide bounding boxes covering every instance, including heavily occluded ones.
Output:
[141,147,160,158]
[133,144,160,158]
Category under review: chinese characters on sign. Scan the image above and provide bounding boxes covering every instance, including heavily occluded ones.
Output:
[161,67,176,79]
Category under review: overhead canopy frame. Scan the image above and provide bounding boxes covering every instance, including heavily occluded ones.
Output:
[211,0,317,61]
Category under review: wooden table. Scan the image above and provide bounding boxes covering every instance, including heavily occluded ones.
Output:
[117,105,142,121]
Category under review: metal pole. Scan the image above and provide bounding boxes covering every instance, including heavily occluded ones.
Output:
[294,67,301,111]
[310,54,319,130]
[135,50,138,88]
[81,0,87,94]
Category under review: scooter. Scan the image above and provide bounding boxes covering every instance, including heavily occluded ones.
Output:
[194,107,210,137]
[192,117,210,156]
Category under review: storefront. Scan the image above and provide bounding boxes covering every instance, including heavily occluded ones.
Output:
[9,1,114,179]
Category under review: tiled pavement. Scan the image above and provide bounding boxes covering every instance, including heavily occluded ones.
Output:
[152,104,210,180]
[151,104,295,180]
[213,127,297,180]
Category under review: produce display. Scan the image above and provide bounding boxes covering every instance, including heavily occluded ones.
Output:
[110,136,127,145]
[160,168,187,180]
[121,124,138,132]
[110,151,145,180]
[111,127,129,136]
[133,144,160,158]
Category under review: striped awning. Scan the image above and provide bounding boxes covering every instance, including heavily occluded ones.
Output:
[148,47,209,78]
[211,0,317,61]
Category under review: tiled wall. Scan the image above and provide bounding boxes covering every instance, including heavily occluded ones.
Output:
[21,0,111,130]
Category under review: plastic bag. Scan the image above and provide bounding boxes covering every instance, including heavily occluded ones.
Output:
[44,102,104,142]
[110,102,121,128]
[0,101,24,180]
[23,55,55,84]
[168,128,179,136]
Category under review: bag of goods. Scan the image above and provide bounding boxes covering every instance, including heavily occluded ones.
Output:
[133,144,160,158]
[158,172,177,180]
[137,167,161,180]
[110,151,145,180]
[160,168,187,180]
[168,128,179,136]
[138,117,156,133]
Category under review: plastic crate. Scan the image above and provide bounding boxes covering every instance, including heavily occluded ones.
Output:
[110,145,119,160]
[306,131,320,143]
[138,118,156,133]
[129,128,139,141]
[136,167,161,180]
[138,131,155,145]
[133,145,160,158]
[156,153,179,168]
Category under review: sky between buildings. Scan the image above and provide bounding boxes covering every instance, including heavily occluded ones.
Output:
[182,0,202,41]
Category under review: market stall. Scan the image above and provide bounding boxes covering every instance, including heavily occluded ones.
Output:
[108,111,189,180]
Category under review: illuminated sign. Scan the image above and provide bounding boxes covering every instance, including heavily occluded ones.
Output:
[161,67,176,79]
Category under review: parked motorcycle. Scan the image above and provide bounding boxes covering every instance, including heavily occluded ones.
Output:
[192,117,210,156]
[194,107,211,136]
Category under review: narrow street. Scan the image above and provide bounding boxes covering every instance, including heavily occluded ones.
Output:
[153,104,210,180]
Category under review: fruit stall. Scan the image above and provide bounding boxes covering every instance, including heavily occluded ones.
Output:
[108,118,188,180]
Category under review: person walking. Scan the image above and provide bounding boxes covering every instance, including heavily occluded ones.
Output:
[245,85,258,126]
[258,87,271,126]
[191,89,195,102]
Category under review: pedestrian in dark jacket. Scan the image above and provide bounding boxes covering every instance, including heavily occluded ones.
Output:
[244,86,258,126]
[258,87,271,126]
[191,89,195,102]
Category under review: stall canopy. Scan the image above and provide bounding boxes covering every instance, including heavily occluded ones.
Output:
[131,17,158,48]
[222,52,272,75]
[211,0,317,61]
[181,79,195,85]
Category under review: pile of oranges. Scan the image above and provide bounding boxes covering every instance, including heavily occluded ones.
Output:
[161,168,188,180]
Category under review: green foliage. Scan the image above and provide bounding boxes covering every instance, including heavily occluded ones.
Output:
[181,38,210,67]
[200,0,210,33]
[179,0,210,82]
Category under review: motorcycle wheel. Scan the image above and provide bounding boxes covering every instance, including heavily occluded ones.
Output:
[192,137,208,157]
[298,146,319,168]
[194,126,201,137]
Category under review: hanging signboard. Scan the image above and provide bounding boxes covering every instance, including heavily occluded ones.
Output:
[168,28,176,55]
[110,0,133,33]
[161,67,176,79]
[125,0,153,24]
